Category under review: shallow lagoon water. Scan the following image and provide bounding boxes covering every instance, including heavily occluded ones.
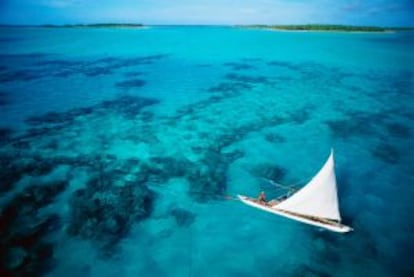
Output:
[0,26,413,276]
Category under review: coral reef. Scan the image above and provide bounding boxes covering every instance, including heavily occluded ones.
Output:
[68,177,153,252]
[0,181,67,276]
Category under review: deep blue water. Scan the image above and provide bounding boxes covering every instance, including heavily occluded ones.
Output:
[0,26,413,276]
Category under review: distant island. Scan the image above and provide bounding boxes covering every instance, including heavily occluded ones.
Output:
[240,24,414,32]
[41,23,145,28]
[1,24,413,31]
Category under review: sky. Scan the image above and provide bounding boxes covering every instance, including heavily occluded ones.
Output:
[0,0,413,26]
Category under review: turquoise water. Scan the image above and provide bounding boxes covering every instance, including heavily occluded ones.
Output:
[0,26,413,276]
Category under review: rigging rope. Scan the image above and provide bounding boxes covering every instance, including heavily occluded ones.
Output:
[261,177,311,195]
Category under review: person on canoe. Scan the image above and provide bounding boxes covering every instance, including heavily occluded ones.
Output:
[257,191,266,205]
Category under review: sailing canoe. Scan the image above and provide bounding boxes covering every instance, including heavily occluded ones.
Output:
[238,150,353,233]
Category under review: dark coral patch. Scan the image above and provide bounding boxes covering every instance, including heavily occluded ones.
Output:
[11,214,61,249]
[20,158,56,177]
[18,182,67,211]
[107,54,168,67]
[187,149,242,202]
[289,109,311,124]
[0,181,67,226]
[0,127,14,143]
[187,167,226,201]
[0,91,11,106]
[264,133,286,143]
[25,95,158,130]
[139,111,154,121]
[207,82,252,93]
[0,69,44,83]
[124,71,144,77]
[25,108,91,126]
[53,70,75,78]
[135,156,195,185]
[0,155,58,192]
[94,57,119,64]
[0,179,66,276]
[90,54,168,72]
[223,62,256,71]
[267,60,354,87]
[307,222,385,275]
[22,127,66,140]
[0,161,21,193]
[371,143,400,164]
[68,180,153,250]
[326,118,375,139]
[293,265,331,277]
[2,236,57,276]
[115,79,146,89]
[223,150,244,162]
[386,122,411,138]
[36,59,80,67]
[0,53,49,62]
[5,54,168,81]
[148,157,193,180]
[83,67,113,77]
[100,95,159,119]
[225,73,269,84]
[170,208,196,227]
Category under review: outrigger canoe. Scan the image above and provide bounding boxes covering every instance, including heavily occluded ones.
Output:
[238,150,353,233]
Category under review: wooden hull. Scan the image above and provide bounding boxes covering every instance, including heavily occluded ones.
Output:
[238,195,353,233]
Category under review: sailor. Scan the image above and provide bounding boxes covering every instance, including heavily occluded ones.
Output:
[258,191,266,205]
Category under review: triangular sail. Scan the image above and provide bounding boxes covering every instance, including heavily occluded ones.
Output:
[274,149,341,221]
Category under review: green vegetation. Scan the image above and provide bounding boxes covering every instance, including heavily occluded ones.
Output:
[41,23,144,28]
[241,24,414,32]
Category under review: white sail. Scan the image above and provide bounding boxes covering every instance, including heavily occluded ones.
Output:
[274,149,341,221]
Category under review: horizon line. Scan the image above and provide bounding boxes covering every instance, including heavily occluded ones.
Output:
[1,23,414,28]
